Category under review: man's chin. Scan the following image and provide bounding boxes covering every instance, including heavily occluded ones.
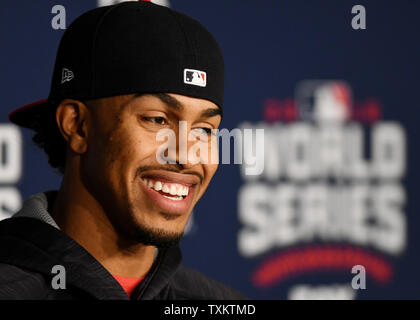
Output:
[131,222,184,248]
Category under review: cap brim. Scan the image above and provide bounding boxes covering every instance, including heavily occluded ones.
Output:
[8,99,52,129]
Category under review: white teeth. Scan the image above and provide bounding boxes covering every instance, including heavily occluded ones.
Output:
[143,178,190,197]
[180,186,187,196]
[162,195,183,201]
[169,184,177,195]
[176,186,184,197]
[162,184,170,193]
[154,181,162,191]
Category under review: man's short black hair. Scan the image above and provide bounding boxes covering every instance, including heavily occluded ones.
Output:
[30,105,66,175]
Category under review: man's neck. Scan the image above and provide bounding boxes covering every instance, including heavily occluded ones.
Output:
[50,168,156,278]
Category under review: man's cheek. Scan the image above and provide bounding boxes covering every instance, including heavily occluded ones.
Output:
[132,132,162,162]
[205,163,219,181]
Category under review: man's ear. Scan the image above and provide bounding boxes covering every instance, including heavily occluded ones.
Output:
[55,99,89,154]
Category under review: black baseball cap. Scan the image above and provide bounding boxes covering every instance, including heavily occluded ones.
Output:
[9,1,224,129]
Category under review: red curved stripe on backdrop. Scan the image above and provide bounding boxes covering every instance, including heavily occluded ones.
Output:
[252,245,393,288]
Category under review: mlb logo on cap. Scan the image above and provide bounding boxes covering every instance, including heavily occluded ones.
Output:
[184,68,206,87]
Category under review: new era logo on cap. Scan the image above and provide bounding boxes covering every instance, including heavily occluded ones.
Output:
[184,68,206,87]
[61,68,74,84]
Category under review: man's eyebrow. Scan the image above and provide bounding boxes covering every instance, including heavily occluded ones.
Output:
[130,93,222,118]
[199,107,222,118]
[149,93,184,112]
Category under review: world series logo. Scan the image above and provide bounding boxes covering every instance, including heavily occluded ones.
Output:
[237,80,406,299]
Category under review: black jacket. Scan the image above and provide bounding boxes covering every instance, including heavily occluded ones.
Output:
[0,217,245,300]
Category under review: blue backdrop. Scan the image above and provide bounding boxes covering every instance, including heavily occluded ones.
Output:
[1,0,419,299]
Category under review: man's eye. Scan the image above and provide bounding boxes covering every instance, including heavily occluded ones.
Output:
[193,127,212,135]
[142,116,167,125]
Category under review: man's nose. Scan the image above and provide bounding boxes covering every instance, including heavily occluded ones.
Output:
[158,121,195,169]
[174,121,196,169]
[156,120,216,167]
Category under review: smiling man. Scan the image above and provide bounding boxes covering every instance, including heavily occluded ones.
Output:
[0,1,244,300]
